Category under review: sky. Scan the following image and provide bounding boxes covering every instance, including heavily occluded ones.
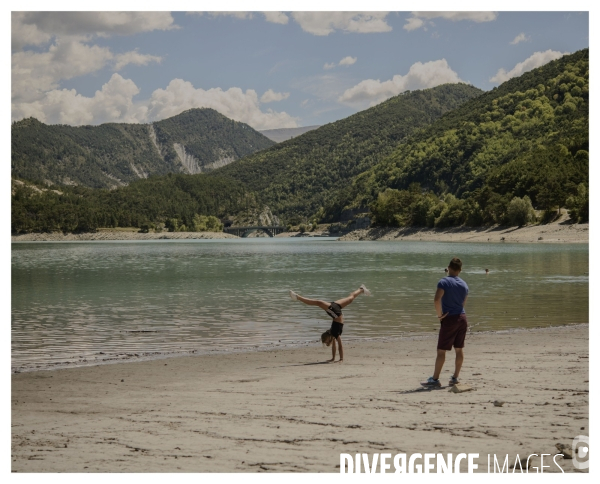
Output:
[10,9,590,130]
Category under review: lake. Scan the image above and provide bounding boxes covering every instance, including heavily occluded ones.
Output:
[11,239,588,372]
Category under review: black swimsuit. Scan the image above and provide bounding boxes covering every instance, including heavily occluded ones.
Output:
[325,302,342,319]
[326,302,344,338]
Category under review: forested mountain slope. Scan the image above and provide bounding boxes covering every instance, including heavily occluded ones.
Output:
[330,49,589,226]
[212,83,483,218]
[11,108,274,189]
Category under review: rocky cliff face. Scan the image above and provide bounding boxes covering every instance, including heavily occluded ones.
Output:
[258,207,280,226]
[173,143,202,174]
[231,206,281,227]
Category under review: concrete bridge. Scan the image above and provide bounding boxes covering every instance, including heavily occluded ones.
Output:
[223,226,286,238]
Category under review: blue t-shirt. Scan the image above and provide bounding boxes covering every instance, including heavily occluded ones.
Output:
[437,276,469,315]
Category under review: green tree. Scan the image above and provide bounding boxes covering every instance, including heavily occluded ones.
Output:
[165,218,179,232]
[191,214,223,232]
[565,183,588,223]
[506,196,536,227]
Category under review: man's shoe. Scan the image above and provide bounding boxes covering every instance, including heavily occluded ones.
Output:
[449,375,459,386]
[360,284,372,296]
[420,376,442,388]
[289,290,298,301]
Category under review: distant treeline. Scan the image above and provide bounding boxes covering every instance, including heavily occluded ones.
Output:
[11,174,257,234]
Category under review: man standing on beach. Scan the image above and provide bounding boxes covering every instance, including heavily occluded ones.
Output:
[421,257,469,387]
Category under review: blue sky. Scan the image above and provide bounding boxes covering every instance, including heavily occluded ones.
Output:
[11,10,589,130]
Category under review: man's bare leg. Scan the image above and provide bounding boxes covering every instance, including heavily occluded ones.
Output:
[335,287,365,309]
[433,349,446,380]
[327,338,337,362]
[453,348,464,378]
[336,337,344,363]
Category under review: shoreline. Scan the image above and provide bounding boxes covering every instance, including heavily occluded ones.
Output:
[12,323,588,472]
[11,323,587,375]
[338,220,588,244]
[11,231,238,242]
[11,219,589,243]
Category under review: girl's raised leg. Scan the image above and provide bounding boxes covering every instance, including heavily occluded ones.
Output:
[335,287,366,309]
[296,294,331,311]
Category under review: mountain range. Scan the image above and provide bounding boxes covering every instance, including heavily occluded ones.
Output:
[11,108,274,189]
[11,49,589,233]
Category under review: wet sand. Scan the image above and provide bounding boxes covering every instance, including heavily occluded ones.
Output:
[11,324,588,472]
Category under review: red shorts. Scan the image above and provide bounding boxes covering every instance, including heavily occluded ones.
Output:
[437,313,468,350]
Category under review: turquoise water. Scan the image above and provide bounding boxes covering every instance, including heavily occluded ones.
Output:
[11,239,588,372]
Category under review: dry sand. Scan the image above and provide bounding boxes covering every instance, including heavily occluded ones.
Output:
[12,218,588,244]
[11,231,238,242]
[12,325,588,473]
[339,220,588,244]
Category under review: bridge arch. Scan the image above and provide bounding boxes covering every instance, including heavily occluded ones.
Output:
[223,226,286,238]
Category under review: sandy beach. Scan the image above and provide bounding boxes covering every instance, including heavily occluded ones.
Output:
[11,231,238,242]
[12,324,588,473]
[339,221,589,244]
[11,217,588,244]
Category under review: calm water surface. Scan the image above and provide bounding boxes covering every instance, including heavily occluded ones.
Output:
[11,239,588,372]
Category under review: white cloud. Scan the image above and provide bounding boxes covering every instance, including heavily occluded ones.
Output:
[339,59,463,107]
[11,73,147,126]
[145,80,298,129]
[403,17,424,32]
[404,11,498,31]
[12,40,114,103]
[12,75,299,130]
[204,12,254,20]
[114,50,163,71]
[262,12,289,24]
[12,39,162,103]
[323,56,357,70]
[339,56,357,67]
[490,50,568,84]
[12,11,177,49]
[192,11,289,25]
[12,12,166,107]
[260,89,290,103]
[510,33,530,45]
[291,12,392,36]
